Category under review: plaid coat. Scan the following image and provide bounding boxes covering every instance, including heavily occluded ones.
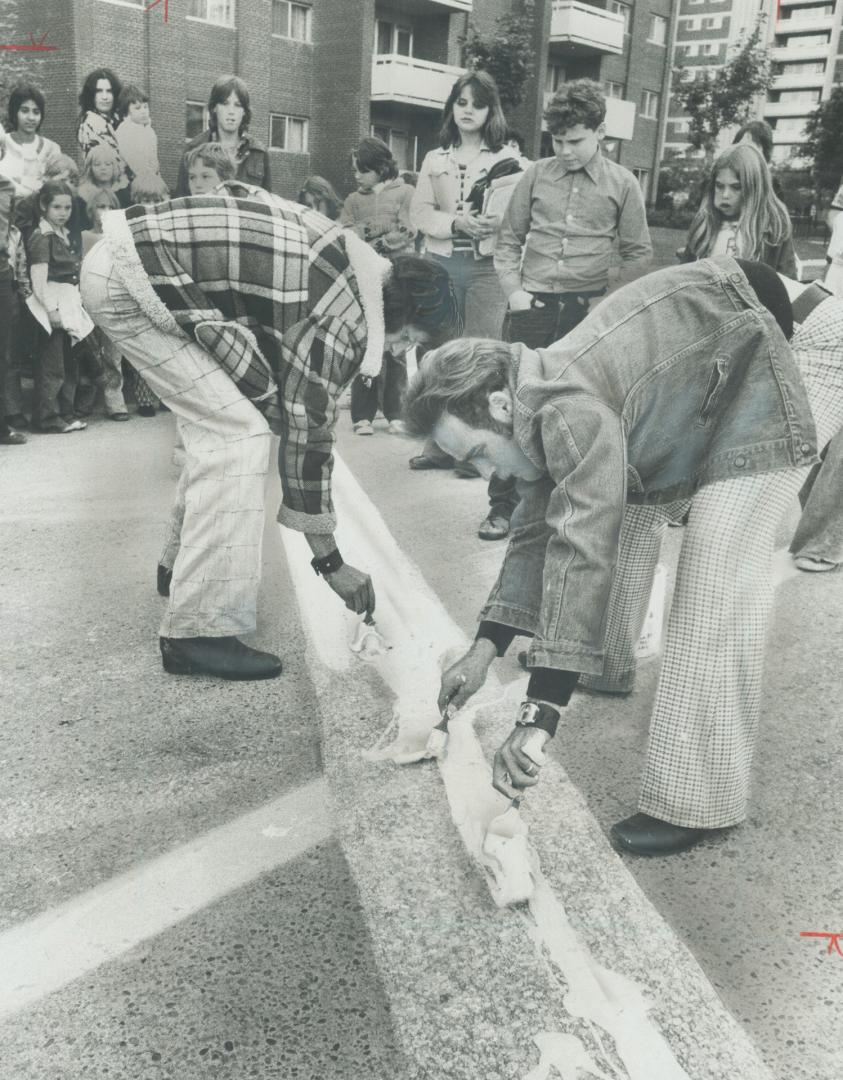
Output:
[101,188,390,534]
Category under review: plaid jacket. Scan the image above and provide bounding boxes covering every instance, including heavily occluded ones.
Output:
[103,189,383,534]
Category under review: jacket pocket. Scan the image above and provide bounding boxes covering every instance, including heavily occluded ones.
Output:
[698,356,729,425]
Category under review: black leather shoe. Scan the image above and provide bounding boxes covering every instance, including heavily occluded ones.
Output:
[409,453,455,470]
[610,812,713,856]
[160,636,282,680]
[157,564,172,597]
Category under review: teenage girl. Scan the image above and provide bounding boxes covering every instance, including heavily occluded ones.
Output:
[78,145,131,224]
[341,137,416,436]
[28,181,97,433]
[682,144,796,276]
[0,82,61,199]
[77,68,125,171]
[297,176,342,220]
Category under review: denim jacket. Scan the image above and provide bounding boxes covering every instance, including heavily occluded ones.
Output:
[480,256,819,675]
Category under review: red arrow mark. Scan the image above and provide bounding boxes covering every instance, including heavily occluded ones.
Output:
[0,31,57,51]
[145,0,170,21]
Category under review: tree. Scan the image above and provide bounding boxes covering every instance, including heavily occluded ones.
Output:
[460,1,535,112]
[0,0,32,120]
[803,85,843,198]
[671,18,773,159]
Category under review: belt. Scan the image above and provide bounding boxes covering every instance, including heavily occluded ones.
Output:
[792,279,834,324]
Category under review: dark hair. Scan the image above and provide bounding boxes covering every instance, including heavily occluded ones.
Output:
[543,78,606,134]
[732,120,774,164]
[186,143,236,182]
[505,127,526,154]
[78,68,122,119]
[117,83,149,120]
[36,180,75,223]
[736,259,793,340]
[297,175,342,220]
[353,136,398,182]
[403,339,512,436]
[439,71,507,152]
[207,76,251,135]
[383,255,461,341]
[7,82,46,131]
[401,170,418,187]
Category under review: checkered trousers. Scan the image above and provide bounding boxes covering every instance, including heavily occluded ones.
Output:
[581,297,843,828]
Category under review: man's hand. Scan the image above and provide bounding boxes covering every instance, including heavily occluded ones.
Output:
[454,213,497,239]
[437,638,497,713]
[324,563,375,618]
[508,289,542,313]
[492,726,550,799]
[47,308,62,329]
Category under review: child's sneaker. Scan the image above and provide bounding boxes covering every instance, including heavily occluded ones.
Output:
[353,420,374,436]
[387,419,406,435]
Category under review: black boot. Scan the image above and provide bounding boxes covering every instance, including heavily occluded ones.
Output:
[157,564,172,597]
[160,636,283,680]
[610,812,715,856]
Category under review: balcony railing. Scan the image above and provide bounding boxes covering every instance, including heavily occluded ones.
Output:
[542,92,635,139]
[764,100,820,119]
[772,42,831,63]
[771,71,826,90]
[428,0,472,10]
[550,1,624,56]
[371,54,466,109]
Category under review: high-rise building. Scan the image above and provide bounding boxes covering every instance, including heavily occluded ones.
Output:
[13,0,675,203]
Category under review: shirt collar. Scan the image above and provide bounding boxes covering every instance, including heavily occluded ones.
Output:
[38,218,67,240]
[550,147,604,183]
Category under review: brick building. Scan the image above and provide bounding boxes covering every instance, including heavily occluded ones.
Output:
[7,0,676,203]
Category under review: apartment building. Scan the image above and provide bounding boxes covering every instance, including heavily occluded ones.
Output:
[15,0,674,202]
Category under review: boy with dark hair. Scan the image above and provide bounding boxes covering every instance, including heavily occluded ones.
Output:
[185,144,237,194]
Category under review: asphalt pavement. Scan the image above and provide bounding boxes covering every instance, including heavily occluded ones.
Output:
[1,404,841,1079]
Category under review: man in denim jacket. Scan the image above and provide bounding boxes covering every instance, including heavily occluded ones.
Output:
[404,257,843,855]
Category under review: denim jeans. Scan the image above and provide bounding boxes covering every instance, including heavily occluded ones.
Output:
[790,426,843,563]
[34,329,76,427]
[3,291,35,421]
[351,354,407,423]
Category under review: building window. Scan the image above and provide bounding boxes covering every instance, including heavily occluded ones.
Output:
[605,80,625,99]
[186,101,209,139]
[781,32,831,47]
[546,63,566,93]
[187,0,235,27]
[632,168,650,200]
[700,42,715,56]
[371,124,418,171]
[641,89,660,119]
[375,19,413,56]
[97,0,145,9]
[269,113,309,152]
[775,117,807,134]
[778,88,821,103]
[648,14,667,45]
[780,59,825,75]
[607,0,631,35]
[272,1,311,41]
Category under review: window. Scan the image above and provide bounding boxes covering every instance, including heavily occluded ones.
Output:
[185,101,209,139]
[700,42,715,56]
[778,88,822,102]
[269,113,309,152]
[272,0,311,41]
[546,64,566,93]
[641,89,660,119]
[375,19,413,55]
[781,59,825,74]
[607,0,631,35]
[782,32,830,47]
[187,0,235,26]
[97,0,145,8]
[648,14,667,45]
[371,124,418,171]
[632,168,650,200]
[604,80,625,99]
[775,117,807,133]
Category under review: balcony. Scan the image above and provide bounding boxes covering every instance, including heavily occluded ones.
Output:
[542,92,635,139]
[775,14,834,36]
[371,54,466,109]
[427,0,472,9]
[550,1,624,56]
[772,42,831,63]
[764,100,820,118]
[771,71,826,89]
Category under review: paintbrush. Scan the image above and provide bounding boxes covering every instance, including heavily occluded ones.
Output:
[424,676,464,759]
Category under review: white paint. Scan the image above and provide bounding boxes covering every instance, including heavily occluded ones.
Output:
[279,454,694,1080]
[0,778,332,1020]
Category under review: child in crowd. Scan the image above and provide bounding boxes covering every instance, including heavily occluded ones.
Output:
[78,145,131,224]
[1,175,26,444]
[115,84,161,180]
[341,137,416,435]
[681,144,796,275]
[186,143,236,194]
[127,173,172,415]
[297,175,342,220]
[28,181,99,433]
[80,188,129,421]
[0,82,61,199]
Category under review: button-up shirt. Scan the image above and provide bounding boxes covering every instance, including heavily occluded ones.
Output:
[494,151,652,298]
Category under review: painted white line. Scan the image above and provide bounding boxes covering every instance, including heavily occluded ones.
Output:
[0,778,332,1019]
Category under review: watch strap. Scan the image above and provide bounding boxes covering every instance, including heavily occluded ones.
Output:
[311,548,344,577]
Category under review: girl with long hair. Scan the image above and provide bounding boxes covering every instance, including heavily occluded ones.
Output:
[77,68,124,163]
[682,144,795,275]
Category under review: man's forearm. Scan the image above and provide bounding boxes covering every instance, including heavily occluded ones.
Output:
[305,533,340,558]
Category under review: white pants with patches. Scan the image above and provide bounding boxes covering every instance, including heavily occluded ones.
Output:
[81,242,272,640]
[580,297,843,829]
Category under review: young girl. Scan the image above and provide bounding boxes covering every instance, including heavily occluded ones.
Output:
[128,174,171,416]
[28,181,97,433]
[0,82,61,199]
[78,145,131,223]
[682,144,796,276]
[115,84,162,180]
[298,175,342,220]
[341,137,416,435]
[175,76,270,196]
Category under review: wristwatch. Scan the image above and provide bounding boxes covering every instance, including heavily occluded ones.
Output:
[311,548,344,577]
[515,699,560,737]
